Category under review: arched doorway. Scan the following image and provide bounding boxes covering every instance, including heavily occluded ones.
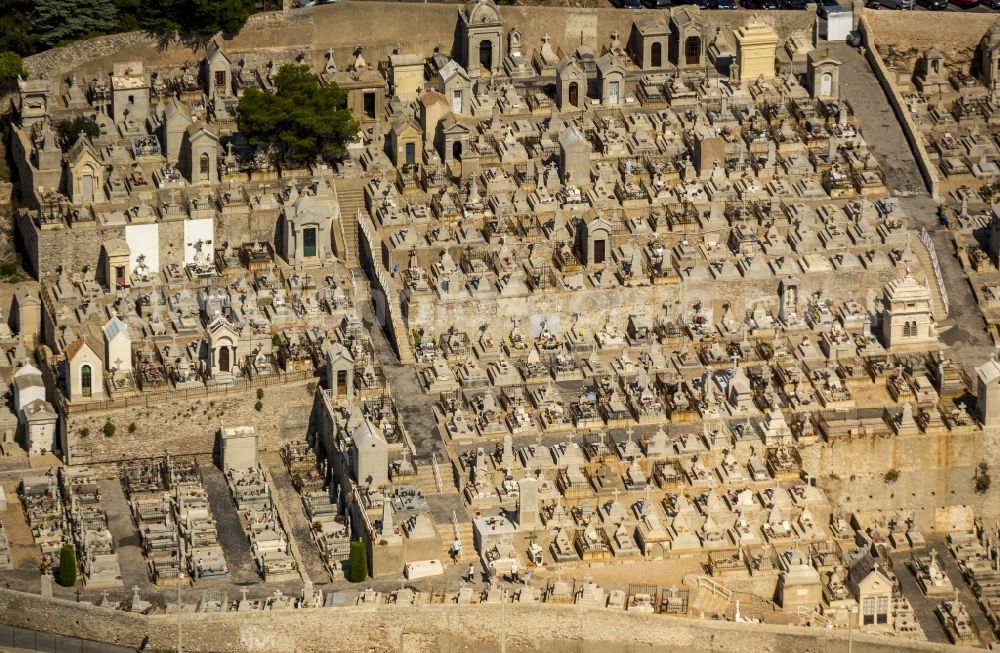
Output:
[651,42,662,68]
[200,152,210,180]
[219,347,230,373]
[479,40,493,73]
[685,36,701,66]
[81,365,92,398]
[568,82,579,107]
[452,141,462,161]
[81,166,94,201]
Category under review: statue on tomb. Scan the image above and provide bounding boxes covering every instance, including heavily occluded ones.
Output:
[729,62,740,85]
[509,27,523,56]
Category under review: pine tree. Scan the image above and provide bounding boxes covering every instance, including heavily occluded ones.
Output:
[237,64,360,163]
[348,540,368,582]
[32,0,118,47]
[58,543,77,587]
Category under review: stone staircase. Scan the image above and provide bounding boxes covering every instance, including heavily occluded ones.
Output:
[442,520,476,564]
[913,235,948,322]
[335,181,366,266]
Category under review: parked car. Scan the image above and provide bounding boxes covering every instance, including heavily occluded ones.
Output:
[642,0,672,7]
[983,0,1000,9]
[709,0,738,8]
[743,0,780,8]
[817,0,844,16]
[616,0,643,9]
[879,0,913,8]
[672,0,708,7]
[949,0,980,8]
[915,0,947,9]
[780,0,808,9]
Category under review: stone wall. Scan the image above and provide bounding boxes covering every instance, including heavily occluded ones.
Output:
[0,588,983,653]
[864,10,997,67]
[63,375,317,464]
[17,204,276,283]
[25,5,817,86]
[803,424,1000,522]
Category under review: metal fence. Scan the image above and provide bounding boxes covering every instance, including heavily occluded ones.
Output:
[920,227,949,316]
[0,625,136,653]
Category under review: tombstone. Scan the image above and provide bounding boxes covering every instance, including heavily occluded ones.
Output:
[977,358,1000,428]
[326,343,355,398]
[630,18,668,70]
[517,476,540,529]
[807,50,841,101]
[556,57,586,110]
[351,420,389,486]
[980,19,1000,90]
[779,277,800,323]
[40,574,53,598]
[381,496,394,535]
[501,434,515,469]
[559,126,590,184]
[670,8,708,69]
[220,425,258,472]
[458,0,504,76]
[734,19,778,81]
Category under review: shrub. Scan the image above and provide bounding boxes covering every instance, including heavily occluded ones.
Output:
[102,421,116,438]
[976,462,991,495]
[127,422,137,434]
[348,540,368,582]
[58,543,76,587]
[271,333,282,347]
[254,400,263,412]
[78,428,89,438]
[883,469,900,484]
[256,388,264,401]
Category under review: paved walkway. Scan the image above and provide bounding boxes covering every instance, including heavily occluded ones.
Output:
[833,43,994,376]
[97,479,152,592]
[264,453,331,583]
[889,551,951,645]
[359,292,447,461]
[200,465,258,584]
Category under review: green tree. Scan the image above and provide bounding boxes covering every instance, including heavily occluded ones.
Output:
[32,0,118,47]
[56,116,101,151]
[129,0,255,36]
[237,65,359,163]
[0,1,40,56]
[348,540,368,582]
[102,420,116,438]
[58,543,77,587]
[0,51,26,82]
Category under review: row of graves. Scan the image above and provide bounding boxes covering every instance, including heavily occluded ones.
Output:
[891,27,1000,195]
[0,484,10,568]
[0,521,12,570]
[121,455,229,583]
[221,427,299,582]
[18,468,123,586]
[19,472,68,573]
[59,467,123,587]
[433,332,970,450]
[942,521,1000,645]
[82,576,687,615]
[46,258,355,406]
[464,427,834,571]
[282,440,350,580]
